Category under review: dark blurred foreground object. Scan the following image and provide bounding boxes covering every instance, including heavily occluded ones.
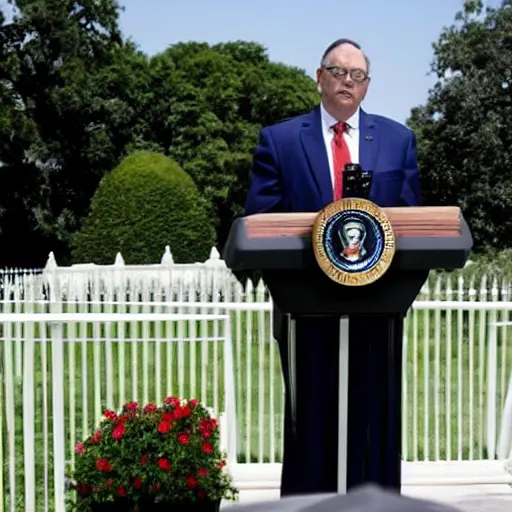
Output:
[223,485,462,512]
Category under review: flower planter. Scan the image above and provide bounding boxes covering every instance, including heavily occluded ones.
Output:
[89,499,221,512]
[69,398,237,511]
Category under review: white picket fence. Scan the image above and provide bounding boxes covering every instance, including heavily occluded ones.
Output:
[0,311,237,512]
[1,248,512,509]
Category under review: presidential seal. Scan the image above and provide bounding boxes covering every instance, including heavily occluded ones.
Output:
[312,198,396,286]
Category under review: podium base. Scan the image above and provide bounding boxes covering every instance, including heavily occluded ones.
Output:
[345,314,403,493]
[278,313,403,497]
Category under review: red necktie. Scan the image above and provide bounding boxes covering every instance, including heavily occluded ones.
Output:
[331,122,351,200]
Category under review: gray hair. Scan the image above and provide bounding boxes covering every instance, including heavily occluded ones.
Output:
[320,38,371,74]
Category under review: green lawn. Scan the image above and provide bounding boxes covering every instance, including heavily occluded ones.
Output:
[401,306,512,461]
[1,299,512,511]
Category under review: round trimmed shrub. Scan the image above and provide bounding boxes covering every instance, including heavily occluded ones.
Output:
[72,151,216,264]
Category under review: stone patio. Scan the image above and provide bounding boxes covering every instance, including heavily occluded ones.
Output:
[221,460,512,511]
[222,484,512,511]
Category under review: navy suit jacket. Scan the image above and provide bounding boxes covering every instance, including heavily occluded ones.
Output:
[245,106,421,214]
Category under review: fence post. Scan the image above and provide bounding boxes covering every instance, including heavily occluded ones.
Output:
[222,316,238,468]
[22,326,35,511]
[497,365,512,460]
[486,320,498,459]
[50,322,66,512]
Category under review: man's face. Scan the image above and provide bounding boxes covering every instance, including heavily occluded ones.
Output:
[316,43,369,117]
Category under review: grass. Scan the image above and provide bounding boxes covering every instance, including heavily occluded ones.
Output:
[1,300,512,510]
[403,305,512,461]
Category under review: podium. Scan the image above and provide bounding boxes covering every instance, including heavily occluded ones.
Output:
[222,205,472,495]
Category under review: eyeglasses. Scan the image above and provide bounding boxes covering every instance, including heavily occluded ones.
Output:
[323,65,369,84]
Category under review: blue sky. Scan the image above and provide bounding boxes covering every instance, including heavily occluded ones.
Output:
[117,0,500,124]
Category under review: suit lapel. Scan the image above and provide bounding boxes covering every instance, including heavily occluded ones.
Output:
[299,107,333,205]
[359,109,379,173]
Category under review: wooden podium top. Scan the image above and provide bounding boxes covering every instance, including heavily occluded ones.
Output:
[245,206,461,238]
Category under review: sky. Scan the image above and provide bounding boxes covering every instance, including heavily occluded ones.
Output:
[117,0,501,125]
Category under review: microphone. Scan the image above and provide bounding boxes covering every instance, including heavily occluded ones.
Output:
[342,163,372,199]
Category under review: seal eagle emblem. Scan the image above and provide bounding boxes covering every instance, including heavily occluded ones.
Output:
[312,198,396,286]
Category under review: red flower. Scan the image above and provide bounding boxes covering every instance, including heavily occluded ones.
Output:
[106,480,113,487]
[198,468,208,477]
[75,484,90,495]
[112,424,125,440]
[217,459,227,468]
[208,418,218,429]
[189,399,199,407]
[118,487,127,496]
[144,403,157,414]
[199,418,217,438]
[104,410,117,421]
[75,443,84,454]
[140,456,148,465]
[117,413,132,423]
[174,405,192,419]
[96,458,112,472]
[200,418,217,430]
[201,442,213,454]
[187,475,198,488]
[158,421,172,433]
[164,396,179,406]
[157,458,171,471]
[162,412,173,422]
[90,430,101,444]
[133,477,142,489]
[178,433,189,445]
[124,401,138,412]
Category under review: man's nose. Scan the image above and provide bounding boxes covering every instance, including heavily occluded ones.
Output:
[342,73,354,86]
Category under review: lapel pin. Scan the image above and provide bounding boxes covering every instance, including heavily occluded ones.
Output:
[365,135,373,141]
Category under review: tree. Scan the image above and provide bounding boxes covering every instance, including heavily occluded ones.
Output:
[145,41,319,249]
[0,0,152,266]
[1,2,319,267]
[407,0,512,251]
[72,151,216,264]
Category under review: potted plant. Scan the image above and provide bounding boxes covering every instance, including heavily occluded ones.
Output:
[68,397,238,511]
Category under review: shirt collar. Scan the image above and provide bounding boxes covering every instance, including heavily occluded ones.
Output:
[320,102,360,131]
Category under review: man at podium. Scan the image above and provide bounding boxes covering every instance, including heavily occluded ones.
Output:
[244,39,421,496]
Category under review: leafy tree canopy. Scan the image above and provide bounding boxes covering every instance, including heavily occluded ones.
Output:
[144,40,319,250]
[0,0,319,267]
[407,0,512,252]
[0,0,152,265]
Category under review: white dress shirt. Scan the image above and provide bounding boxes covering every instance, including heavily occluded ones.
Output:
[320,102,360,188]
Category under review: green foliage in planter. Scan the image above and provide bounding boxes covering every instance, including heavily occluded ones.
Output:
[72,151,216,264]
[68,398,238,510]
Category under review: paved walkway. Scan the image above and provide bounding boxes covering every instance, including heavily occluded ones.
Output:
[223,484,512,511]
[405,484,512,511]
[220,461,512,511]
